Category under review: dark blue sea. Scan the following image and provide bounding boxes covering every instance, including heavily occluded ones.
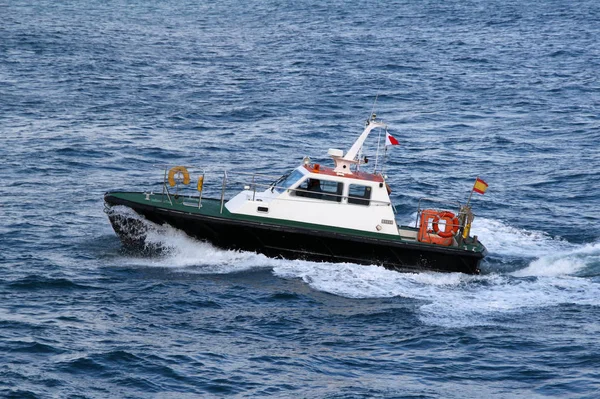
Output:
[2,0,600,397]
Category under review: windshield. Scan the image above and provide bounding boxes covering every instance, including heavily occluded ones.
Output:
[273,169,304,193]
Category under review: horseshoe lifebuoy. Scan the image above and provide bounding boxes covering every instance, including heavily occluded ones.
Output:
[168,166,190,187]
[432,211,460,238]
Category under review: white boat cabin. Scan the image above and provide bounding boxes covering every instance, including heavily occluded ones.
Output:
[225,120,400,236]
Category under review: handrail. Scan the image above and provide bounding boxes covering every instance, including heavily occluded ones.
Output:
[154,165,285,180]
[155,166,394,208]
[161,166,173,206]
[417,197,462,210]
[414,197,470,231]
[220,171,227,214]
[228,170,290,180]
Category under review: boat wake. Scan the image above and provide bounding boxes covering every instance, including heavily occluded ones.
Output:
[109,206,600,327]
[109,205,278,274]
[473,217,576,258]
[473,216,600,277]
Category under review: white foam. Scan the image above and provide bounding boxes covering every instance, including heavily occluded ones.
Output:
[110,206,275,274]
[118,229,278,274]
[275,261,600,327]
[512,241,600,277]
[471,217,575,258]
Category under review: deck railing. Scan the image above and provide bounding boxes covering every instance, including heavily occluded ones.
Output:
[152,165,394,213]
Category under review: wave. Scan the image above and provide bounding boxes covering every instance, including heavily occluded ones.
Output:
[471,217,600,277]
[7,275,101,291]
[471,217,576,258]
[110,206,277,274]
[512,241,600,277]
[272,260,600,328]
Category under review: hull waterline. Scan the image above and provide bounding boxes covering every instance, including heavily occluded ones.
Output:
[105,193,485,275]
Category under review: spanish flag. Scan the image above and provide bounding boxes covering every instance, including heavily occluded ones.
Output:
[473,177,488,194]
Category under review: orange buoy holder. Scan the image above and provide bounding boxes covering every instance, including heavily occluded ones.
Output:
[432,211,460,238]
[417,209,454,246]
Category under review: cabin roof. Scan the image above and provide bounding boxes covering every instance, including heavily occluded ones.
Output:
[302,164,384,183]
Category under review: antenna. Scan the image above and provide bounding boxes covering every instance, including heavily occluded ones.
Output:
[369,90,381,120]
[364,90,381,173]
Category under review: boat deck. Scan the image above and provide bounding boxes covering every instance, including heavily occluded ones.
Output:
[105,191,485,253]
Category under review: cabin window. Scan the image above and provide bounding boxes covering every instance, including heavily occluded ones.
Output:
[273,169,304,193]
[348,184,371,206]
[295,178,343,202]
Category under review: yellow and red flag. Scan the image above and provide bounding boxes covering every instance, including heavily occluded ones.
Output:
[473,177,488,194]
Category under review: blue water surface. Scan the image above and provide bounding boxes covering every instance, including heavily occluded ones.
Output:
[1,0,600,398]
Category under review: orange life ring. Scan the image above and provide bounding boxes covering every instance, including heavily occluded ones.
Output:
[432,211,459,238]
[168,166,190,187]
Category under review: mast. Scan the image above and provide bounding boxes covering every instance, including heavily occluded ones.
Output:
[343,119,386,162]
[331,117,387,174]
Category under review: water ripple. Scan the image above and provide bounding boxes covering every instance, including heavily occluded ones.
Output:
[2,0,600,397]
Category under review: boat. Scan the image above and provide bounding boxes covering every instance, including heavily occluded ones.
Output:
[104,116,487,274]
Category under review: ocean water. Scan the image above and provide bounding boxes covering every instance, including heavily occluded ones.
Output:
[2,0,600,397]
